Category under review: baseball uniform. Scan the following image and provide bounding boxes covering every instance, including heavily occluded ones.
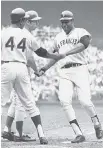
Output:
[4,26,41,121]
[1,8,49,144]
[53,27,96,121]
[50,11,103,141]
[1,25,40,117]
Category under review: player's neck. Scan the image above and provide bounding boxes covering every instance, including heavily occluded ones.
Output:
[25,25,32,33]
[11,24,24,29]
[11,24,18,28]
[65,26,75,35]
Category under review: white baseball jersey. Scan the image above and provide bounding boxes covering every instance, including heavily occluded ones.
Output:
[55,27,97,130]
[1,27,39,64]
[1,26,40,117]
[53,28,91,67]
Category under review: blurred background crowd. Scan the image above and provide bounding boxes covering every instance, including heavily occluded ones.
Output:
[2,26,103,102]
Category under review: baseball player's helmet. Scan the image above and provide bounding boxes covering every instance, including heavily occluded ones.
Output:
[60,10,73,21]
[26,10,42,21]
[10,8,29,23]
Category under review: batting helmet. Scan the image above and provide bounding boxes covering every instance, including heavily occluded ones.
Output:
[60,10,74,21]
[26,10,42,21]
[10,8,29,23]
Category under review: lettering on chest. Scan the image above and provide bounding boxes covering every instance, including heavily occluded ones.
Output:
[57,38,79,49]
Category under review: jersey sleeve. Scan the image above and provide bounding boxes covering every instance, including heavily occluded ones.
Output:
[78,28,92,41]
[1,31,3,50]
[30,37,40,52]
[1,29,4,50]
[52,38,59,53]
[24,29,40,52]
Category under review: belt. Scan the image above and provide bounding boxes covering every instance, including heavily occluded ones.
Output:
[1,61,26,64]
[61,63,82,69]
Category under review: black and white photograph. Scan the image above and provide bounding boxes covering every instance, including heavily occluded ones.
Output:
[1,1,103,148]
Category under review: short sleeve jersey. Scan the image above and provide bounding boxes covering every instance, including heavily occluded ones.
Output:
[53,28,91,67]
[1,27,39,64]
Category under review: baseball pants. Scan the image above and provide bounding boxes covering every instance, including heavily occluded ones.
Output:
[58,65,97,121]
[7,90,26,121]
[1,62,40,117]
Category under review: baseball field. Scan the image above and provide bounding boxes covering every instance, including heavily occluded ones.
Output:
[1,99,103,148]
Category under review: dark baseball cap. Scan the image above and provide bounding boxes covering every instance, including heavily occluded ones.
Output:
[10,8,29,23]
[26,10,42,21]
[60,10,74,21]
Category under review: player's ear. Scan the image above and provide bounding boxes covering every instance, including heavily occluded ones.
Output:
[20,18,25,23]
[71,18,74,23]
[26,20,31,25]
[19,18,25,27]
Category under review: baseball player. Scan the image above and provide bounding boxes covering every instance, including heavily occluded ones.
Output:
[2,59,40,142]
[2,11,42,142]
[1,8,64,144]
[40,10,103,143]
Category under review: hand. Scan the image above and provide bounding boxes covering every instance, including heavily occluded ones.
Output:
[34,68,45,77]
[34,71,40,77]
[4,101,11,107]
[39,69,45,76]
[59,53,66,59]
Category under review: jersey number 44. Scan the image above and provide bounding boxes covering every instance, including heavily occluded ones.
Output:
[5,37,26,52]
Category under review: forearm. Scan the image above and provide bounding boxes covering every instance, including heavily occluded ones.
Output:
[42,59,58,72]
[35,47,64,60]
[27,59,39,73]
[65,43,85,56]
[46,52,63,60]
[65,35,91,56]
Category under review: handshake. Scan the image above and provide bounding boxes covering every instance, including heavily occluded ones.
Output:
[34,67,46,77]
[34,53,66,77]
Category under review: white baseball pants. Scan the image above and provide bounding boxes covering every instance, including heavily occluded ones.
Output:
[1,62,40,117]
[58,65,97,121]
[7,90,26,121]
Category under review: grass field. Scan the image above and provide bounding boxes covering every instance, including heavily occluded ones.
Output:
[1,100,103,148]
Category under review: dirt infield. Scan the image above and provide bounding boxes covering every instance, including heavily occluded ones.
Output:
[1,101,103,148]
[1,138,103,148]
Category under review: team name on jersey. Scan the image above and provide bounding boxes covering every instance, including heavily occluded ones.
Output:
[57,38,79,49]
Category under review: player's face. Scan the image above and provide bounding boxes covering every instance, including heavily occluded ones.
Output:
[20,18,28,29]
[61,19,73,34]
[28,20,39,31]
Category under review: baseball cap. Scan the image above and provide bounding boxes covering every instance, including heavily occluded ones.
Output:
[26,10,42,21]
[10,8,29,23]
[60,10,74,21]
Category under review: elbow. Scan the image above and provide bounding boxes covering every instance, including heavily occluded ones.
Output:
[80,42,89,49]
[35,47,48,58]
[80,35,90,49]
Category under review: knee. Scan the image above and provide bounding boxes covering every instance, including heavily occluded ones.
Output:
[60,100,72,110]
[15,110,26,122]
[24,102,40,117]
[7,106,15,118]
[80,99,94,108]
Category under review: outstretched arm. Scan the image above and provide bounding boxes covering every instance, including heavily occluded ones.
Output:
[40,59,58,73]
[27,56,39,73]
[65,35,90,56]
[35,47,65,60]
[39,49,60,73]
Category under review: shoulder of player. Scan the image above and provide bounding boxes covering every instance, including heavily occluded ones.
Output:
[75,28,91,38]
[2,27,24,35]
[23,28,35,40]
[55,31,64,39]
[74,27,90,34]
[23,28,32,36]
[1,26,12,37]
[1,26,10,33]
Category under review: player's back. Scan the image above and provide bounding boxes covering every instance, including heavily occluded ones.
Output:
[1,26,31,64]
